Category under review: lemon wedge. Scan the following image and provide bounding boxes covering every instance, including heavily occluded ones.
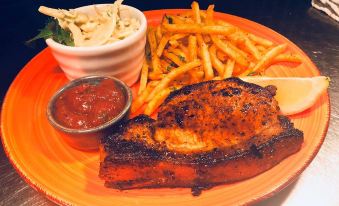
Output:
[240,76,330,115]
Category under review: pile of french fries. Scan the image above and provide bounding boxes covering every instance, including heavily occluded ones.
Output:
[132,1,302,116]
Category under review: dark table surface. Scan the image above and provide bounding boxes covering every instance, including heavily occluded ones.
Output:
[1,0,338,205]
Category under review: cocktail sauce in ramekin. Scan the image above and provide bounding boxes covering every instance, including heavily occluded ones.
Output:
[53,79,126,129]
[47,76,132,151]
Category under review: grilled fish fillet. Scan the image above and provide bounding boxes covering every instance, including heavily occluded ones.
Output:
[99,77,303,195]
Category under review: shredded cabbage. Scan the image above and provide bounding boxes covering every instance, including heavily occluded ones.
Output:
[38,0,140,47]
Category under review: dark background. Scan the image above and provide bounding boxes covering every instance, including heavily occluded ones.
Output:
[2,0,337,100]
[1,0,339,205]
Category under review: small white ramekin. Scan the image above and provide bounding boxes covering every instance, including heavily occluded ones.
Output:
[46,4,147,86]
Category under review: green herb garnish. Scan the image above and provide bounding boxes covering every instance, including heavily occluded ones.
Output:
[170,62,176,67]
[164,15,173,24]
[179,55,186,62]
[169,86,178,91]
[247,70,256,76]
[26,18,74,46]
[145,45,151,60]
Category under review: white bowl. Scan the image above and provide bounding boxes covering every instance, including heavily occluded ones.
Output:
[46,4,147,86]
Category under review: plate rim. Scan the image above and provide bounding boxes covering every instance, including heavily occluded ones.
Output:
[1,9,331,206]
[1,48,72,206]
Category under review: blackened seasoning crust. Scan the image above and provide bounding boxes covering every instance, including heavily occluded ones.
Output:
[99,77,303,195]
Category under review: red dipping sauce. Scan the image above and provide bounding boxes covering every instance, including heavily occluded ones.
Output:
[53,79,126,129]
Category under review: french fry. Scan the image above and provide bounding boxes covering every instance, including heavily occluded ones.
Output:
[170,33,187,40]
[188,35,198,61]
[205,4,215,25]
[227,40,249,59]
[216,50,227,62]
[256,45,268,53]
[178,44,189,57]
[176,14,195,24]
[209,44,225,76]
[248,33,273,47]
[211,35,249,67]
[213,76,222,80]
[199,10,207,19]
[147,28,161,72]
[156,34,171,57]
[273,53,302,64]
[223,59,235,78]
[163,50,185,66]
[148,72,166,80]
[191,1,201,24]
[218,15,274,49]
[188,69,204,84]
[197,35,214,80]
[188,71,199,83]
[155,26,162,44]
[180,10,207,19]
[163,24,236,35]
[147,28,157,56]
[241,33,261,60]
[136,2,304,116]
[146,60,201,102]
[171,74,191,86]
[169,39,179,47]
[160,59,174,73]
[138,60,149,95]
[228,32,243,44]
[196,70,205,79]
[144,87,172,115]
[252,44,287,73]
[192,0,209,80]
[131,81,158,114]
[217,19,237,29]
[152,57,162,73]
[178,12,191,18]
[164,14,187,24]
[168,47,187,61]
[237,62,256,77]
[237,68,251,77]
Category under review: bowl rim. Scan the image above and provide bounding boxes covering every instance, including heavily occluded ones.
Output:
[46,75,132,134]
[45,4,147,53]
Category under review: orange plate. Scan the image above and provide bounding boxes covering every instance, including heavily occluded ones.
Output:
[1,10,330,206]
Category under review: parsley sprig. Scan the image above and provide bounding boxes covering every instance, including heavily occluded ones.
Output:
[26,18,74,46]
